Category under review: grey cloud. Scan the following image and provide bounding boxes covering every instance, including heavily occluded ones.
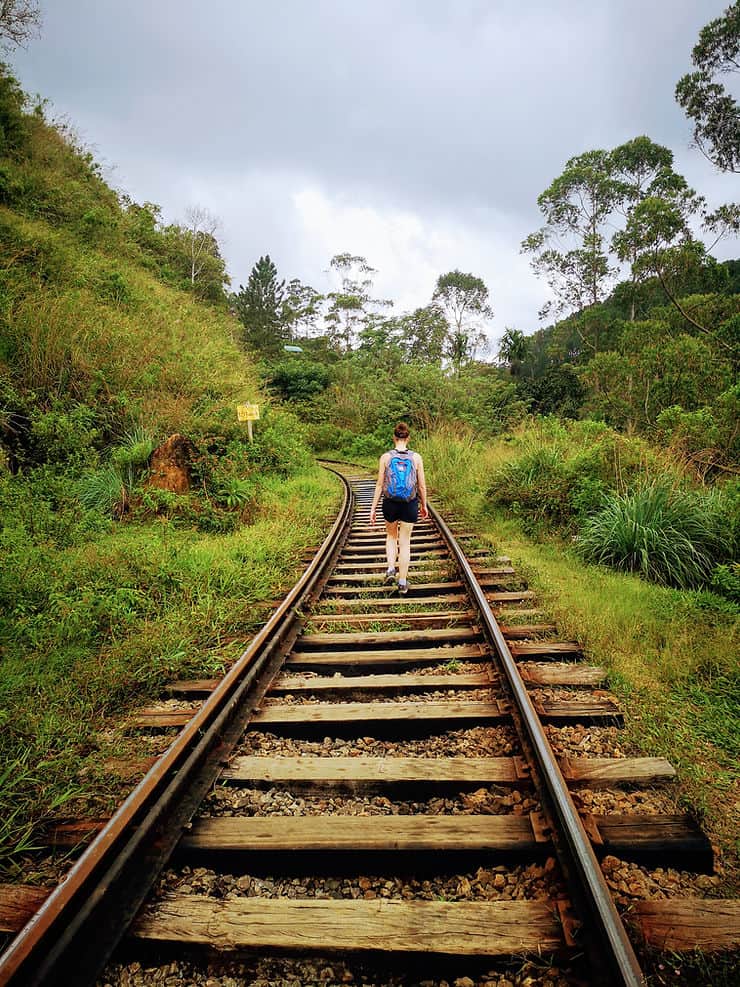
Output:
[11,0,736,329]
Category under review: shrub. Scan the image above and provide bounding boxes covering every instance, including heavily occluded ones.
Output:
[77,465,128,516]
[710,563,740,603]
[244,407,311,477]
[28,402,100,470]
[267,360,331,402]
[96,269,133,307]
[305,422,354,455]
[215,476,257,510]
[110,427,155,475]
[487,447,573,531]
[576,483,732,589]
[0,66,29,156]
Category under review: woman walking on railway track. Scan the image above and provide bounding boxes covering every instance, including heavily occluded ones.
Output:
[369,422,428,595]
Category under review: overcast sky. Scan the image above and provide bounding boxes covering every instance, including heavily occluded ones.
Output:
[10,0,738,348]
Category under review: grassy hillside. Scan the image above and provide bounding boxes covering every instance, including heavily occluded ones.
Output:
[0,71,255,457]
[0,67,340,877]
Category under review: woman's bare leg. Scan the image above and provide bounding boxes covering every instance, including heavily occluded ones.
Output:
[397,521,413,583]
[385,521,398,572]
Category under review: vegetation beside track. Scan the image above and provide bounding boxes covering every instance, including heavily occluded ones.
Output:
[0,466,340,879]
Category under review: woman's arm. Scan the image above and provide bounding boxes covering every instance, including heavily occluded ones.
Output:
[415,454,428,519]
[369,454,388,526]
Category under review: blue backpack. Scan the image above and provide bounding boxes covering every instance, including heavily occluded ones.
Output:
[383,449,417,502]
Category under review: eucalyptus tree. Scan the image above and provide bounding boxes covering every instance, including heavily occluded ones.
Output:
[324,253,392,351]
[521,149,618,320]
[676,1,740,173]
[398,304,448,365]
[608,137,703,320]
[432,270,493,371]
[280,278,324,339]
[612,201,735,354]
[182,206,222,287]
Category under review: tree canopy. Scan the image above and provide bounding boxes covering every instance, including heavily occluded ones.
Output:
[233,255,288,355]
[432,270,493,370]
[675,1,740,173]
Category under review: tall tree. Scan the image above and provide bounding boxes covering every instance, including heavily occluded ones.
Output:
[522,150,618,320]
[608,137,702,320]
[234,255,287,354]
[280,278,324,339]
[398,304,449,365]
[675,1,740,173]
[182,206,222,286]
[432,270,493,371]
[613,201,735,354]
[324,253,392,351]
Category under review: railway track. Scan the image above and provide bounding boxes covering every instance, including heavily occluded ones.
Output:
[0,464,737,986]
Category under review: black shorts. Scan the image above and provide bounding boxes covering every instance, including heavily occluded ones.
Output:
[382,497,419,524]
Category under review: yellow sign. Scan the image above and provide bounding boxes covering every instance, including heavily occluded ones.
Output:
[237,403,260,422]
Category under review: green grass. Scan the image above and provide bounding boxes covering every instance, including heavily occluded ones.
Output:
[0,467,340,877]
[420,427,739,886]
[578,483,732,588]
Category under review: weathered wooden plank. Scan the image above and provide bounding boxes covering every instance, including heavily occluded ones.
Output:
[346,529,437,540]
[519,663,606,687]
[47,819,106,848]
[132,896,565,955]
[341,543,443,555]
[222,755,521,786]
[534,698,622,725]
[181,815,539,852]
[630,899,740,951]
[329,570,454,585]
[335,553,448,567]
[308,610,473,626]
[333,561,449,574]
[496,609,547,619]
[130,710,194,728]
[510,642,581,657]
[471,568,516,578]
[296,627,481,649]
[487,591,536,603]
[594,814,712,864]
[326,582,466,596]
[253,700,506,725]
[286,644,486,667]
[165,678,220,695]
[319,594,470,609]
[499,625,557,639]
[271,671,493,693]
[0,884,50,933]
[560,757,676,786]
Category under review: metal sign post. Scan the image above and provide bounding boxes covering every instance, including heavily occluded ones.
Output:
[236,403,260,441]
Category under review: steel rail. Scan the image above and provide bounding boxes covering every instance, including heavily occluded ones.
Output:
[0,468,354,987]
[429,504,645,987]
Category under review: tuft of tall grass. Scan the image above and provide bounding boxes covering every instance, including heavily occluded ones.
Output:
[77,465,128,515]
[577,483,731,589]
